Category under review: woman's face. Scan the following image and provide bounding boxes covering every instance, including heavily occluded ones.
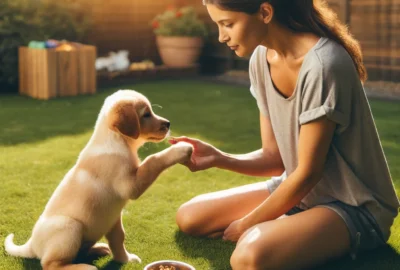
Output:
[206,4,267,57]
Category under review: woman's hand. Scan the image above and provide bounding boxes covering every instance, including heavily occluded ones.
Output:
[223,218,247,242]
[168,136,222,172]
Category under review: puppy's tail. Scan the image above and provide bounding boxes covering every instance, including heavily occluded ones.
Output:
[4,234,35,258]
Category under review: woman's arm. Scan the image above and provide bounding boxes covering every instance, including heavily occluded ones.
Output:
[170,113,284,177]
[215,113,284,177]
[223,116,336,241]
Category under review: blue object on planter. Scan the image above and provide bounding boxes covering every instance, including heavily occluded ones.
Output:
[45,40,59,48]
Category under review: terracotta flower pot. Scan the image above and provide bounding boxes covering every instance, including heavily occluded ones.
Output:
[156,36,204,67]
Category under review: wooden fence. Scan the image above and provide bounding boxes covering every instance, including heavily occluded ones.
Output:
[350,0,400,82]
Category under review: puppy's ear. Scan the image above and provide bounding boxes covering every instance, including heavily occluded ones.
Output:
[108,101,140,139]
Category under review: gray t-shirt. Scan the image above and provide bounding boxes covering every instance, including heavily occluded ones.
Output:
[249,37,399,240]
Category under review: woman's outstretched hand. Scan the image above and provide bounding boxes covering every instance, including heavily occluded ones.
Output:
[168,136,222,172]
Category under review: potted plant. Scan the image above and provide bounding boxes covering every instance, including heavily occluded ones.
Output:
[151,6,208,67]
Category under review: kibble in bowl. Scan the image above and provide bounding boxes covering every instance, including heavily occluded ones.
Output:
[144,260,195,270]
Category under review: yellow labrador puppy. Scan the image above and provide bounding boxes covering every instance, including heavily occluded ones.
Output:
[4,90,193,269]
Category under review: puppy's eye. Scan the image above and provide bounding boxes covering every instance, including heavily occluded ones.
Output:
[143,112,152,118]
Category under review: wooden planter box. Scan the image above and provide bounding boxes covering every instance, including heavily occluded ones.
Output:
[19,45,97,100]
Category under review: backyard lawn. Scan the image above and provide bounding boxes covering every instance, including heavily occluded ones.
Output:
[0,80,399,269]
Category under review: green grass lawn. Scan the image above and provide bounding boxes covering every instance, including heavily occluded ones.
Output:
[0,80,399,270]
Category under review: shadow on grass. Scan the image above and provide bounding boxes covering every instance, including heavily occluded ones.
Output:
[22,258,41,269]
[21,252,125,270]
[174,230,235,270]
[100,261,124,270]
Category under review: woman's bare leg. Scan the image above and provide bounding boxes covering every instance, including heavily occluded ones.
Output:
[231,207,351,270]
[176,182,270,237]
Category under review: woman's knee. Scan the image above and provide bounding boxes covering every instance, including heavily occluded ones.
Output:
[176,200,204,236]
[230,227,275,270]
[231,240,271,270]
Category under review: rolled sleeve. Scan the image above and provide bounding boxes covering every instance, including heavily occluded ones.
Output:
[299,56,352,134]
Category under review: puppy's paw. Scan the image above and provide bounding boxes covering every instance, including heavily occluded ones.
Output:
[126,253,141,263]
[171,141,193,164]
[114,252,141,264]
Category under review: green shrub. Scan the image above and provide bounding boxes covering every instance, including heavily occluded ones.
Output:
[0,0,91,93]
[151,6,208,38]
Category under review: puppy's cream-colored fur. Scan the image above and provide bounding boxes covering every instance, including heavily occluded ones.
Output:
[4,90,193,269]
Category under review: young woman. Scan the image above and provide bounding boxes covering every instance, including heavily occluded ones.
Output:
[169,1,399,269]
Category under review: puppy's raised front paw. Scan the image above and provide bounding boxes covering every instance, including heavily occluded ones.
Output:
[171,141,193,163]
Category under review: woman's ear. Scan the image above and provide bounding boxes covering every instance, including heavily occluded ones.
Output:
[259,2,274,24]
[108,101,140,139]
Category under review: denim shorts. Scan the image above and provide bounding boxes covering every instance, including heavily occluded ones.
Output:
[266,175,386,259]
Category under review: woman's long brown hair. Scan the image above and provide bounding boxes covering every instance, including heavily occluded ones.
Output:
[203,0,367,82]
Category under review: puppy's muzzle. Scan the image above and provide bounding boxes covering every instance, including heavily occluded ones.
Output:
[160,121,170,131]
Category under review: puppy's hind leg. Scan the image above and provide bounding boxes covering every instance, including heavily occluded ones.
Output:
[39,217,95,270]
[106,215,141,264]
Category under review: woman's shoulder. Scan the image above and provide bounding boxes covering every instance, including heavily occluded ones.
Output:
[299,37,359,85]
[311,38,357,75]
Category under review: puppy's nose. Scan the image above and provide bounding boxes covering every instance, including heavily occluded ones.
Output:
[162,121,170,129]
